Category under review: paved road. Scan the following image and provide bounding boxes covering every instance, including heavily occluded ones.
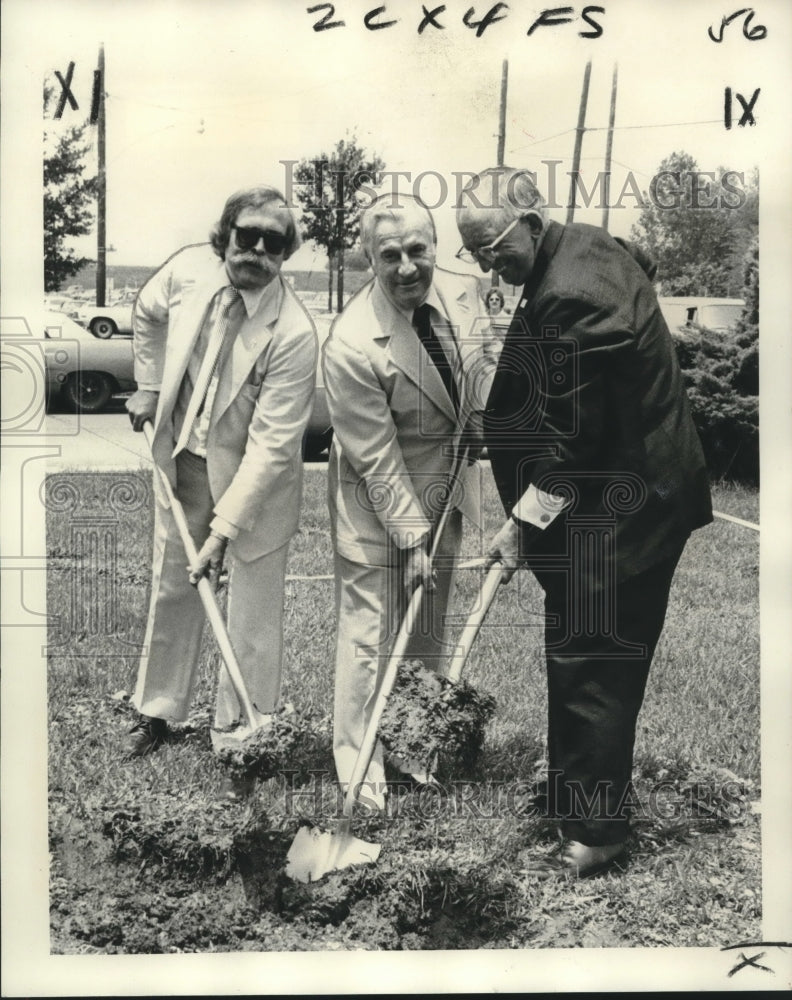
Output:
[44,399,329,471]
[45,400,153,471]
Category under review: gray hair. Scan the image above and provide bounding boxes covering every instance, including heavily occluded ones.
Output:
[457,167,548,226]
[360,193,437,260]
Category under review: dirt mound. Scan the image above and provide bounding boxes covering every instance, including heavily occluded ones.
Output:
[378,659,496,775]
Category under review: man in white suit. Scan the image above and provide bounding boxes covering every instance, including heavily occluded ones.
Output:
[125,185,317,757]
[323,193,495,807]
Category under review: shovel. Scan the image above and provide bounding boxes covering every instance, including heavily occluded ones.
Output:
[445,561,504,684]
[285,447,468,883]
[142,421,272,750]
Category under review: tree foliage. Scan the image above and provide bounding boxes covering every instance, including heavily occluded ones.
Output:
[43,82,98,291]
[673,237,759,484]
[631,151,758,297]
[292,135,384,312]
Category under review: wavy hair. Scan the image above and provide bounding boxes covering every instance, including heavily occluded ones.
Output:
[209,185,302,259]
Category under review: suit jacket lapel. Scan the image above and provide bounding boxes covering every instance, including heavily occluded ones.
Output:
[433,269,476,427]
[213,278,280,418]
[157,267,223,435]
[372,280,458,424]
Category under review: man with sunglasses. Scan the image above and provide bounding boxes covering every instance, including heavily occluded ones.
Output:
[124,185,318,764]
[456,167,712,877]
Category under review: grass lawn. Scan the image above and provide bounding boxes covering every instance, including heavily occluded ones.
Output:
[46,469,760,952]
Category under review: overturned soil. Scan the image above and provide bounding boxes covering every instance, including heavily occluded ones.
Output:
[48,693,762,954]
[379,659,497,776]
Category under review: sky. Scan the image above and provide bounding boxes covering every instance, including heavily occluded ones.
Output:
[19,0,775,278]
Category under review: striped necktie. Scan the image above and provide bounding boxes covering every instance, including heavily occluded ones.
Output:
[412,303,459,413]
[173,285,239,457]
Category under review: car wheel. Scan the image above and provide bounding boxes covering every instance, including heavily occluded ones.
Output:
[64,372,114,413]
[90,317,118,339]
[302,428,333,461]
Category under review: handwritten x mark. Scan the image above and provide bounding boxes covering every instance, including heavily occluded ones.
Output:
[728,951,772,977]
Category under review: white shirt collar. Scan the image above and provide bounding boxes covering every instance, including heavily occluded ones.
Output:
[216,258,283,320]
[235,275,282,319]
[387,283,447,324]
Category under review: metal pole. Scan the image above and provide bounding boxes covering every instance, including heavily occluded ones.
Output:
[497,59,508,166]
[96,44,106,307]
[492,60,508,290]
[566,60,592,225]
[602,64,618,231]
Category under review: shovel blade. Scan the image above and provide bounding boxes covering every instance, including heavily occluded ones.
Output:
[285,825,382,883]
[210,713,274,753]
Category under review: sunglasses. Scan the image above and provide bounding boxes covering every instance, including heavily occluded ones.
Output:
[232,225,289,255]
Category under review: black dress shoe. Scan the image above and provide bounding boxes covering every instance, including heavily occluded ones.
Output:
[523,839,627,879]
[125,715,169,758]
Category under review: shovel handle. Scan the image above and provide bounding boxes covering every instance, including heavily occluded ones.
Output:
[341,444,469,817]
[445,561,504,684]
[142,421,261,730]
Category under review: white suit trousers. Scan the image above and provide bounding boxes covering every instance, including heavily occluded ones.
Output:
[332,509,462,798]
[133,449,289,726]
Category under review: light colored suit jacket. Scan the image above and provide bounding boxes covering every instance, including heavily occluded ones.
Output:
[133,243,318,562]
[323,267,495,566]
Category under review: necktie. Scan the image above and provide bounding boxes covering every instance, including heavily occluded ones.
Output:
[412,303,459,413]
[173,285,239,456]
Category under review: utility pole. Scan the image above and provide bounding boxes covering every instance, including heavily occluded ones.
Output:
[96,44,106,308]
[566,60,592,225]
[602,64,619,232]
[492,59,509,289]
[497,59,508,167]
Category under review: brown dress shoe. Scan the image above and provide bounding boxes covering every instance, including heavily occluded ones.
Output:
[125,715,169,758]
[524,839,627,879]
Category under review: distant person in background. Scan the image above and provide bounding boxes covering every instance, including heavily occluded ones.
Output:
[124,185,317,765]
[456,166,712,878]
[484,286,505,316]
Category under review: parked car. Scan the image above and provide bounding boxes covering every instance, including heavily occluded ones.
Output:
[42,311,136,412]
[42,309,334,456]
[77,298,136,338]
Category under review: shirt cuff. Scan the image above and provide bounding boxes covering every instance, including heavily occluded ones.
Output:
[511,484,567,529]
[210,515,239,540]
[137,384,161,392]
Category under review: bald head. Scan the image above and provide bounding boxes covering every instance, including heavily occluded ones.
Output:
[456,168,548,287]
[456,167,547,231]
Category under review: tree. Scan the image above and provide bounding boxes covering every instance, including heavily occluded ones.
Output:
[292,136,385,312]
[630,152,758,297]
[43,81,98,291]
[672,237,759,484]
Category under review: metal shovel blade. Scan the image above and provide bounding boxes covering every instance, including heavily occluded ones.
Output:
[285,823,382,884]
[209,711,274,753]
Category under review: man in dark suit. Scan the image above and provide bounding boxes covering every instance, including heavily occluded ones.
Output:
[456,167,712,877]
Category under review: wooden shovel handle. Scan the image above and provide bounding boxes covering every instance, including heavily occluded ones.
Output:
[445,562,504,684]
[341,446,469,817]
[142,422,260,729]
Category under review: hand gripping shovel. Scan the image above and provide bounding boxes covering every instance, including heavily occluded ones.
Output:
[143,422,272,750]
[285,447,468,883]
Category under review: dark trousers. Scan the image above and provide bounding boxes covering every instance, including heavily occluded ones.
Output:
[536,543,686,846]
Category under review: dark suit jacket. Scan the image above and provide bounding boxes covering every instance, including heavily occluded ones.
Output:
[484,220,712,583]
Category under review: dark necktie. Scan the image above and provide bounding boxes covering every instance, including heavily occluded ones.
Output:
[412,303,459,413]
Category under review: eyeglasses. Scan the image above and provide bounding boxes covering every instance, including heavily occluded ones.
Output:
[232,226,289,255]
[455,216,522,266]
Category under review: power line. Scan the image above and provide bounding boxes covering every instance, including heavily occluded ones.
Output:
[510,118,723,154]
